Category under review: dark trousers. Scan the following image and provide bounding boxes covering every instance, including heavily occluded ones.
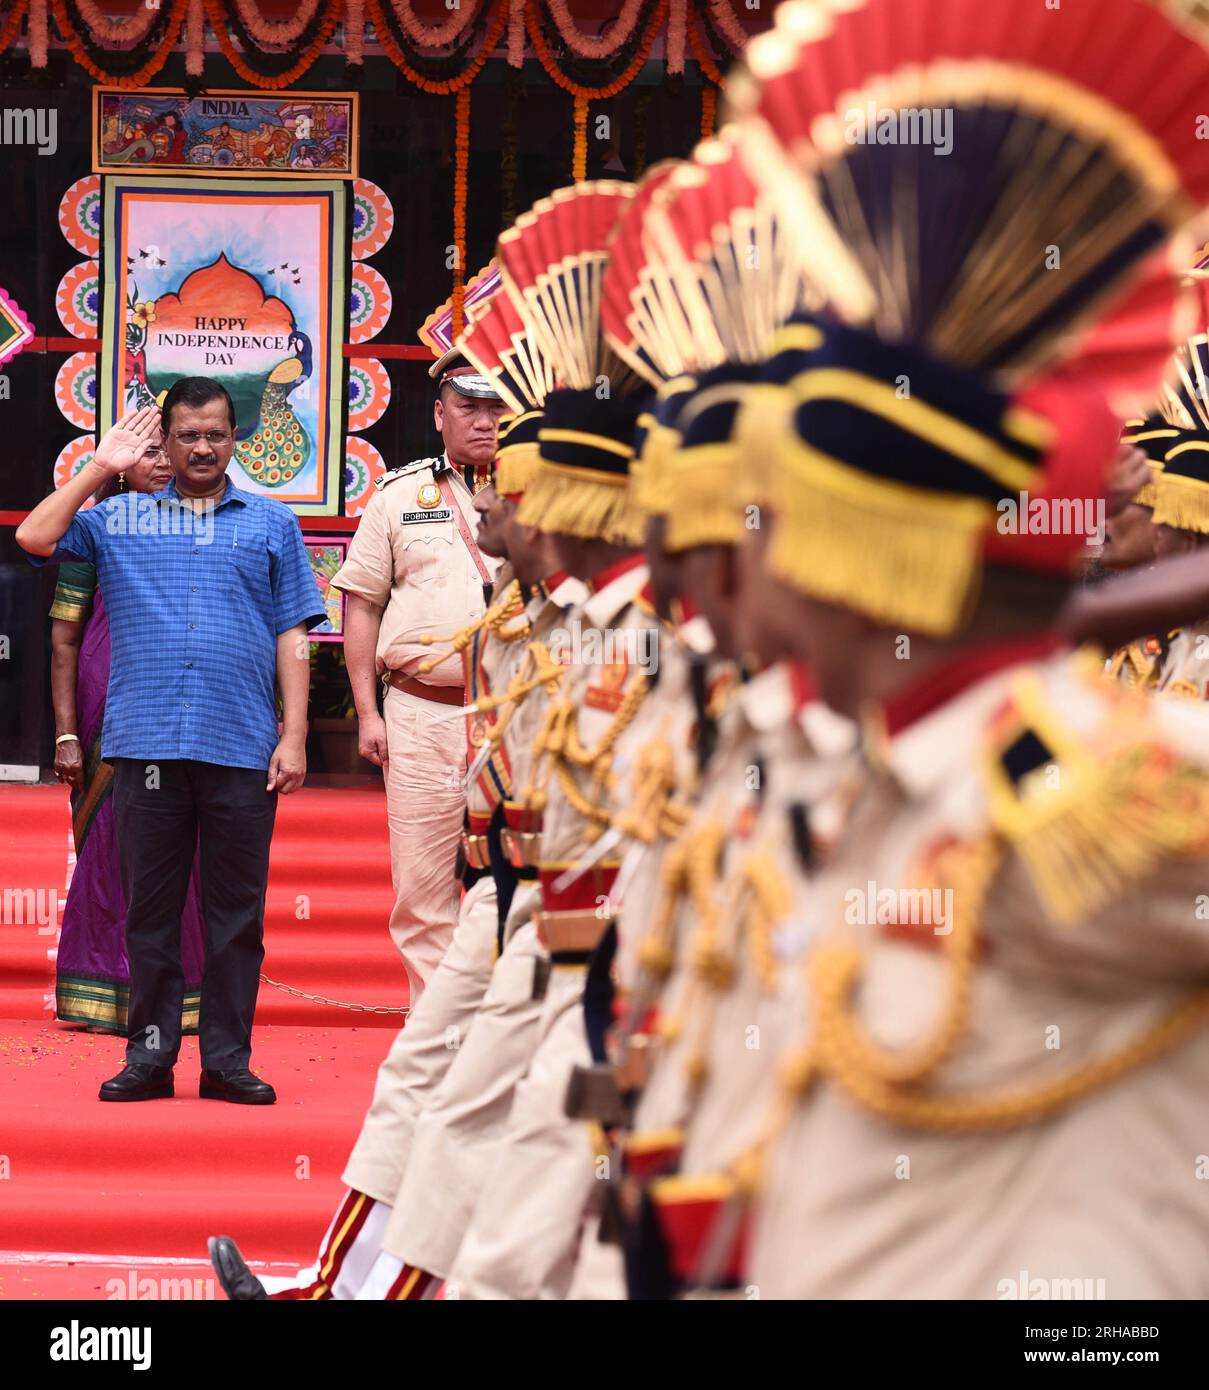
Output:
[112,759,277,1069]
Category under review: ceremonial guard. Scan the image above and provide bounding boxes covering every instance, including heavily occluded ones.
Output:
[714,0,1209,1298]
[330,349,506,997]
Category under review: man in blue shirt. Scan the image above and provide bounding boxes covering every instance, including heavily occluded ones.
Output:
[19,378,326,1105]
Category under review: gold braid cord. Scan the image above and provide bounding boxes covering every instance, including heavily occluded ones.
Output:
[800,833,1209,1133]
[417,578,528,674]
[523,673,651,838]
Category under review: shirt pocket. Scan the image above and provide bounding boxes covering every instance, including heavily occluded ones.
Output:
[399,522,457,591]
[225,515,272,597]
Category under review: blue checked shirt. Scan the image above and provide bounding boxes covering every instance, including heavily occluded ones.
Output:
[35,479,325,771]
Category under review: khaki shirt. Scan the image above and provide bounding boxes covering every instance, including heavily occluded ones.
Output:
[331,455,496,687]
[752,651,1209,1298]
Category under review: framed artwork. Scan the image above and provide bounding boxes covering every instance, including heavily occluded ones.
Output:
[100,175,348,516]
[306,535,350,641]
[93,89,358,179]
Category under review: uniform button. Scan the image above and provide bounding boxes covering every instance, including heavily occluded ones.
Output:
[189,623,197,630]
[185,662,193,669]
[193,548,199,555]
[184,703,190,709]
[191,585,198,592]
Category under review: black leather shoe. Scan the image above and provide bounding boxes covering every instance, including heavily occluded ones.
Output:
[99,1063,174,1102]
[208,1236,268,1301]
[199,1068,277,1105]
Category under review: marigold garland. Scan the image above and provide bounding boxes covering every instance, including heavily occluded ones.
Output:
[388,0,482,48]
[70,0,159,47]
[686,9,727,88]
[29,0,754,96]
[700,80,717,138]
[0,0,30,56]
[666,0,686,75]
[230,0,324,48]
[546,0,646,59]
[702,0,746,56]
[527,0,668,99]
[29,0,47,66]
[506,0,524,66]
[49,0,187,85]
[345,0,365,64]
[367,0,506,93]
[452,85,471,337]
[203,0,338,89]
[186,0,204,74]
[571,91,589,181]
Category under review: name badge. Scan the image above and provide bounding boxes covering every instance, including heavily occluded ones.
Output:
[400,508,453,525]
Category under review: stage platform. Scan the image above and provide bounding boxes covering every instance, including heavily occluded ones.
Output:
[0,784,405,1300]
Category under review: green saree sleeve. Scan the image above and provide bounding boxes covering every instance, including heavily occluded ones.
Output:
[49,561,98,622]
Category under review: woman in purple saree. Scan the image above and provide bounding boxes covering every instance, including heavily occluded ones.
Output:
[49,445,206,1032]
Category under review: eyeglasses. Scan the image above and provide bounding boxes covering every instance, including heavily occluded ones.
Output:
[171,431,232,447]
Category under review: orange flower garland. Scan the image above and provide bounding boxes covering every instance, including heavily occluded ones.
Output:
[700,81,717,138]
[686,11,727,88]
[527,0,669,101]
[203,0,339,90]
[572,92,589,181]
[452,85,471,337]
[0,0,30,55]
[367,0,507,95]
[49,0,188,86]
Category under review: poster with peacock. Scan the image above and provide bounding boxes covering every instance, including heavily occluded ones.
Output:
[99,175,347,516]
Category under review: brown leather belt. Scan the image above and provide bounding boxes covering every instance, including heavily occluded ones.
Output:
[386,671,466,707]
[534,908,610,955]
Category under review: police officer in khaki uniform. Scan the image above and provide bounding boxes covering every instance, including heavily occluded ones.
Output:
[331,350,507,999]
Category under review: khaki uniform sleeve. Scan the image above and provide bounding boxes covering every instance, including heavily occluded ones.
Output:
[331,485,394,606]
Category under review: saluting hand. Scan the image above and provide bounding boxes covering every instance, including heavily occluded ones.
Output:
[93,405,163,478]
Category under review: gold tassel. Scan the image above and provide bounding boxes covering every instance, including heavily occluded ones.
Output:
[496,442,540,497]
[769,437,990,638]
[1151,471,1209,535]
[663,444,747,552]
[517,465,646,546]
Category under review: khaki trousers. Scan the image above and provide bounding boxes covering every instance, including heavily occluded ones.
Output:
[383,683,466,1001]
[386,901,546,1277]
[342,876,499,1205]
[447,964,622,1300]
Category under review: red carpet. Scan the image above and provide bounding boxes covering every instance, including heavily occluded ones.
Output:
[0,783,407,1299]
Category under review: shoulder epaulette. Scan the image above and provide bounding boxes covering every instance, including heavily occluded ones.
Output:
[374,457,442,490]
[985,667,1209,924]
